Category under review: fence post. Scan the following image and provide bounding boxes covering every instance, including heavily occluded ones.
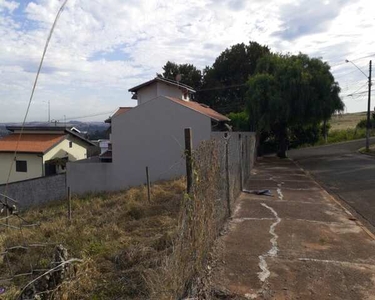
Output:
[67,187,72,221]
[184,128,193,194]
[146,166,151,202]
[225,132,231,217]
[239,134,243,192]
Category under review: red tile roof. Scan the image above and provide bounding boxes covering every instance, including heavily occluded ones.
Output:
[165,97,230,122]
[0,134,66,154]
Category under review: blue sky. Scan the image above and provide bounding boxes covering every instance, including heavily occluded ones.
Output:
[0,0,374,123]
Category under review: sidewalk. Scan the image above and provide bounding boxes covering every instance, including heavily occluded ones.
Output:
[211,157,375,300]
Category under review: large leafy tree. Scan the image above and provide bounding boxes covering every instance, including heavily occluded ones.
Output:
[247,53,344,158]
[160,61,202,91]
[199,41,270,114]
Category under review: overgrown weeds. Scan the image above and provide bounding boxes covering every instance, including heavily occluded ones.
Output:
[0,179,185,299]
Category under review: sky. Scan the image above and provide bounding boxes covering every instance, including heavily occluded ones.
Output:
[0,0,374,123]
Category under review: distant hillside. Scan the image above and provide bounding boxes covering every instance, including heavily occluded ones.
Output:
[0,121,110,140]
[330,112,367,130]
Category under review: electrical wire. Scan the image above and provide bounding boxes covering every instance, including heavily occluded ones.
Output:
[55,110,117,122]
[342,83,369,97]
[2,0,69,210]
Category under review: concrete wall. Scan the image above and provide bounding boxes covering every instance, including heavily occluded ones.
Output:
[0,174,66,209]
[66,160,116,194]
[67,96,212,195]
[0,153,43,184]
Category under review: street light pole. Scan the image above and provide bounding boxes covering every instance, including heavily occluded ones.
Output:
[366,60,372,151]
[345,59,372,151]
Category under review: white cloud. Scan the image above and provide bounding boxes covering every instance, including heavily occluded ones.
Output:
[0,0,19,13]
[0,0,374,122]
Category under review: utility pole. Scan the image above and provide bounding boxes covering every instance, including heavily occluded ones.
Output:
[48,100,50,122]
[366,60,372,151]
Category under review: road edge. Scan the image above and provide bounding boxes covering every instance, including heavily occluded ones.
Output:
[291,158,375,241]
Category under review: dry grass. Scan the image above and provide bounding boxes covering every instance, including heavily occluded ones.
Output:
[330,112,367,130]
[0,179,186,299]
[146,139,226,300]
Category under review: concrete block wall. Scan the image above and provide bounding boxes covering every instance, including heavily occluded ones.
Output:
[0,174,66,210]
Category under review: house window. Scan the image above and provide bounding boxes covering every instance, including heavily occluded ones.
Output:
[16,160,27,172]
[69,141,73,148]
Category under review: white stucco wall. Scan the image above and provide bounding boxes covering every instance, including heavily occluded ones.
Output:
[0,153,43,184]
[111,96,212,188]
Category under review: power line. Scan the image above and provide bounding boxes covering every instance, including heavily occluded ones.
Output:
[334,64,369,79]
[342,83,368,96]
[196,83,247,92]
[55,110,117,122]
[330,53,375,67]
[346,89,375,96]
[3,0,69,205]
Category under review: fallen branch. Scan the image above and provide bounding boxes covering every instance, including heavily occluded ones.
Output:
[17,258,83,300]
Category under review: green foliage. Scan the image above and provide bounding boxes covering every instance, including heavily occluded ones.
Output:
[289,123,325,148]
[356,118,375,129]
[160,61,202,90]
[200,41,270,114]
[246,53,344,157]
[320,128,366,144]
[228,111,249,131]
[159,41,270,114]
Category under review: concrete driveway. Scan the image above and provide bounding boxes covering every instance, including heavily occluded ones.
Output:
[289,137,375,230]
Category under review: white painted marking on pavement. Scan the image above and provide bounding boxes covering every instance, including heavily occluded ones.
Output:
[257,203,281,283]
[277,183,284,200]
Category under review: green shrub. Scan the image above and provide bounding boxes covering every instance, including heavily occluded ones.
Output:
[356,118,375,129]
[228,111,249,131]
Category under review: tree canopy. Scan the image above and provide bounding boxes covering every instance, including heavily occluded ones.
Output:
[159,61,202,91]
[200,42,270,114]
[246,53,344,157]
[159,41,270,113]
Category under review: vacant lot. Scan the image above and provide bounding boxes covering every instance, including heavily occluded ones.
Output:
[0,179,185,299]
[330,111,367,130]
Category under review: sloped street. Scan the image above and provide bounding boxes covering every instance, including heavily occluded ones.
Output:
[211,156,375,299]
[289,138,375,230]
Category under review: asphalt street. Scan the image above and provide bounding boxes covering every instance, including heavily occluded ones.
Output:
[289,137,375,229]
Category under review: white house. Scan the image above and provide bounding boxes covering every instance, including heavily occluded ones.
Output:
[0,125,96,184]
[67,77,230,193]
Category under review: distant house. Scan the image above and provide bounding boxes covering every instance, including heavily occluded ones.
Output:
[67,77,230,193]
[0,125,96,184]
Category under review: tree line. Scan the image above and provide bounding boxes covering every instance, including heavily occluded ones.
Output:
[159,41,344,158]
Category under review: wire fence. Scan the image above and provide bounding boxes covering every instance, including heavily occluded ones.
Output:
[147,131,257,299]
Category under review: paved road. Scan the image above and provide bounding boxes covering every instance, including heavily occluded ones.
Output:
[289,137,375,229]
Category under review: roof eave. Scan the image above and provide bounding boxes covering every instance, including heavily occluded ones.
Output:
[0,150,44,155]
[128,77,196,93]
